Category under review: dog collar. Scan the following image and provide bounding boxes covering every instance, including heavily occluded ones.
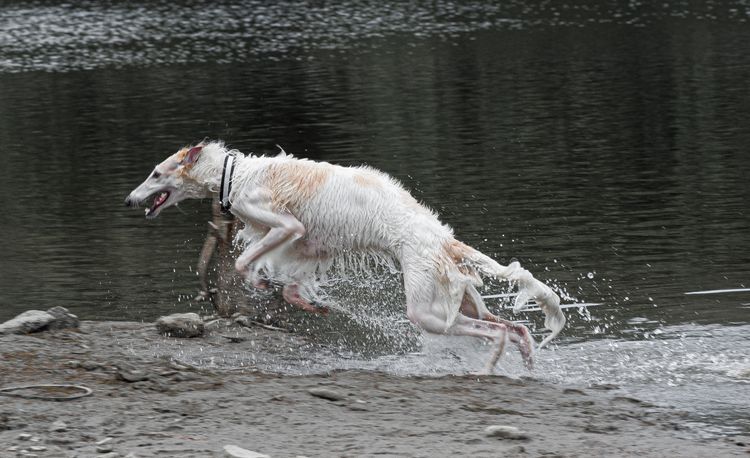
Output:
[219,153,236,214]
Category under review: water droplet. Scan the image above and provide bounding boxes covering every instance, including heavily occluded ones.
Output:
[587,272,594,279]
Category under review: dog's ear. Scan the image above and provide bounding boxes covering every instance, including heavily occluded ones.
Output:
[182,145,203,165]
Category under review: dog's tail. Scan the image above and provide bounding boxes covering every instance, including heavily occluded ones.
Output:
[449,241,566,349]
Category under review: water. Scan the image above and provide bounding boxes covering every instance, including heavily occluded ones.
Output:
[1,0,748,438]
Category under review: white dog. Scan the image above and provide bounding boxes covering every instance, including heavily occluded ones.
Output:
[126,141,565,372]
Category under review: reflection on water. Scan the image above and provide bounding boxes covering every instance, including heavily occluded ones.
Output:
[4,0,750,74]
[0,0,749,437]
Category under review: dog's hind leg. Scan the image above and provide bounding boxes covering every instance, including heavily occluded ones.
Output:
[405,300,510,374]
[450,314,510,374]
[461,285,534,369]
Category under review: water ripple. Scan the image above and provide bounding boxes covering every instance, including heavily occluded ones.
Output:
[2,0,750,73]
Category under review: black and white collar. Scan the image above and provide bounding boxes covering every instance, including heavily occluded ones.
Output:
[219,153,237,214]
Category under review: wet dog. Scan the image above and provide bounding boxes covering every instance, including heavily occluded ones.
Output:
[125,141,565,372]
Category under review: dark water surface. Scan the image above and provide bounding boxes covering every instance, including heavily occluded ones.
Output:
[1,0,748,437]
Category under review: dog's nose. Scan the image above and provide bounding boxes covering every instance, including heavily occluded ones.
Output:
[125,196,134,207]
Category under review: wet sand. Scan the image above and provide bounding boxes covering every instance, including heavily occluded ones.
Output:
[1,321,748,457]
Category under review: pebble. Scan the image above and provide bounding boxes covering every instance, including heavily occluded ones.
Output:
[223,444,270,458]
[116,368,150,383]
[97,443,115,453]
[485,425,531,440]
[17,433,32,441]
[307,387,347,402]
[81,360,102,371]
[49,420,68,432]
[45,306,80,330]
[155,313,205,338]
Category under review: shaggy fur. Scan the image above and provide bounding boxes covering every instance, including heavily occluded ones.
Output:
[126,141,565,372]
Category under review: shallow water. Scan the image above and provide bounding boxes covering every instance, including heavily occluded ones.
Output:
[0,0,748,438]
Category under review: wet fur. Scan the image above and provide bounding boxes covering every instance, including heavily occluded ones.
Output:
[126,141,565,372]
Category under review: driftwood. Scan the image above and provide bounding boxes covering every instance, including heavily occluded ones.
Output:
[195,199,291,323]
[195,199,244,317]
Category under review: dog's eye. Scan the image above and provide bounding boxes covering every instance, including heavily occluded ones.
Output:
[152,171,162,179]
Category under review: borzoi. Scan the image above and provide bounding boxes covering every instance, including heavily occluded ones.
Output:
[125,141,565,372]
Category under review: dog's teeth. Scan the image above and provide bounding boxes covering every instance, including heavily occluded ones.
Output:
[145,208,150,215]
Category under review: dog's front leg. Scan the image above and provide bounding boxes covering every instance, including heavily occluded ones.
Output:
[231,193,305,277]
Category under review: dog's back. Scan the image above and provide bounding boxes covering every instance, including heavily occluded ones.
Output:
[237,155,453,258]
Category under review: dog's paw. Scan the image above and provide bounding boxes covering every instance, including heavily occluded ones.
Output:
[310,302,330,315]
[251,278,271,290]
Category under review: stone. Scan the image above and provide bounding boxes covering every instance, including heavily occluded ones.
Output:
[81,360,102,371]
[0,310,55,335]
[116,366,150,383]
[485,425,530,440]
[45,306,80,330]
[307,387,347,402]
[155,313,205,338]
[223,444,270,458]
[505,445,526,454]
[96,443,114,453]
[49,420,68,432]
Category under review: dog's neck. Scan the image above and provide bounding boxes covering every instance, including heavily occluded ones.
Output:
[188,142,238,191]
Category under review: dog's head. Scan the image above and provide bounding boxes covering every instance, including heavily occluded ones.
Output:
[125,144,209,218]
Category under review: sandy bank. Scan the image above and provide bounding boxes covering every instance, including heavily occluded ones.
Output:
[0,321,747,457]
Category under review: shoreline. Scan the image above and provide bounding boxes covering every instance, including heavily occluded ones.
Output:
[1,321,748,457]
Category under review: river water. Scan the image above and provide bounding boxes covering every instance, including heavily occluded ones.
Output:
[0,0,748,439]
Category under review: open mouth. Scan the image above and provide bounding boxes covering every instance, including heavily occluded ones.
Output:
[145,191,170,217]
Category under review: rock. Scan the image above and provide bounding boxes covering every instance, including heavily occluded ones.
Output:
[155,313,205,338]
[116,366,150,383]
[81,360,102,371]
[0,310,55,335]
[307,387,347,402]
[45,306,80,330]
[505,445,526,454]
[223,444,270,458]
[0,307,79,335]
[96,443,114,453]
[485,425,530,440]
[49,420,68,432]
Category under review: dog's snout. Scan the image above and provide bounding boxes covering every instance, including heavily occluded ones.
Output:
[125,195,135,207]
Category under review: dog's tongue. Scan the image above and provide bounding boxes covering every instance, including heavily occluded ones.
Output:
[154,192,167,206]
[146,192,168,216]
